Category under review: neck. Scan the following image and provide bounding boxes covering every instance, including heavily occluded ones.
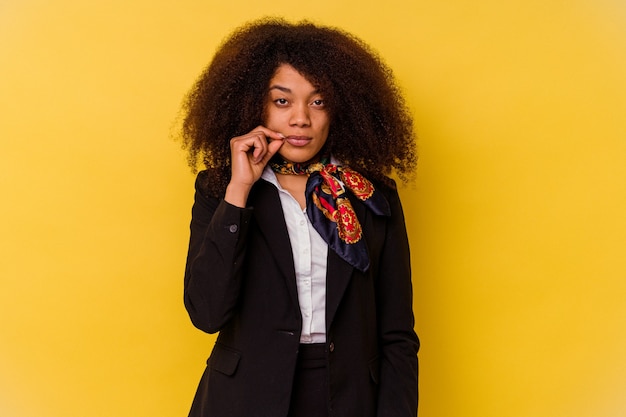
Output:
[270,154,331,176]
[275,173,308,209]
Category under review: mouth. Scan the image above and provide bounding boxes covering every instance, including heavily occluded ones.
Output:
[285,135,312,147]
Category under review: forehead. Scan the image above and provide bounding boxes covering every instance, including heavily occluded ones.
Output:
[268,64,320,91]
[269,65,312,84]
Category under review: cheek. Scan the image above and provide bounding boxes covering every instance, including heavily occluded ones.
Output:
[261,105,271,125]
[263,108,284,128]
[319,116,331,136]
[313,111,329,126]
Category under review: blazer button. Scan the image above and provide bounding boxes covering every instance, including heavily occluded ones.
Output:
[228,224,238,233]
[329,342,335,352]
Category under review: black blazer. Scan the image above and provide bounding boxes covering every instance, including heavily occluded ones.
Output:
[184,172,419,417]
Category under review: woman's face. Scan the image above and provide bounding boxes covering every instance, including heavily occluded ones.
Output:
[264,64,330,164]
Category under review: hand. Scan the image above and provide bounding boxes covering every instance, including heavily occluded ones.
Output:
[225,126,285,207]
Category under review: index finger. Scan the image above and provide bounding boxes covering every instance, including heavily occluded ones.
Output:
[250,125,286,142]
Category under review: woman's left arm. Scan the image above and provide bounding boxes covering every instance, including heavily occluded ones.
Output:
[376,186,420,417]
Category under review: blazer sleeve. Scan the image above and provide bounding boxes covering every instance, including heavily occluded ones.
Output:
[183,172,253,334]
[375,185,420,416]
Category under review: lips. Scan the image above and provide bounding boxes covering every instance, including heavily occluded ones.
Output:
[285,135,312,147]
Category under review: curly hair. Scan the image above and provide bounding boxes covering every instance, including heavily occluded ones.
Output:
[179,17,417,197]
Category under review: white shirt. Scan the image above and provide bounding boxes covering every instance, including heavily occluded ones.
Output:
[261,167,327,343]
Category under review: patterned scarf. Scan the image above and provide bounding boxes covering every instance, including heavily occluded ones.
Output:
[270,156,390,272]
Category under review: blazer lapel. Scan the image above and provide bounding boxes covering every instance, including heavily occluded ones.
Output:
[325,249,353,332]
[325,193,368,331]
[248,181,299,306]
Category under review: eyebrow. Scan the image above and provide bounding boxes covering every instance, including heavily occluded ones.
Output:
[268,85,321,95]
[268,85,291,93]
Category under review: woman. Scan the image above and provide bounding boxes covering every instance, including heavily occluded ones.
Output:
[180,18,419,417]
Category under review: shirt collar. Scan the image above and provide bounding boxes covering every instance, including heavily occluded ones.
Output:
[262,155,340,188]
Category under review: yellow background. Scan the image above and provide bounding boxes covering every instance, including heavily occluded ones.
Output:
[1,1,625,416]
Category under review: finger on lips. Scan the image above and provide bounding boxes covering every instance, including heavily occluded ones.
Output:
[231,127,285,164]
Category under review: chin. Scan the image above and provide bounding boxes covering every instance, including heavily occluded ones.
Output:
[278,150,321,164]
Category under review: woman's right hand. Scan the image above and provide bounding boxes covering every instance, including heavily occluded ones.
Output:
[224,126,285,207]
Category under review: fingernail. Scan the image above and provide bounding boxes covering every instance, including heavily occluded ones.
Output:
[278,133,286,139]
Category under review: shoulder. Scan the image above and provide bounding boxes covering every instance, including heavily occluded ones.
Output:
[370,176,399,200]
[194,170,210,195]
[368,176,408,224]
[194,169,226,201]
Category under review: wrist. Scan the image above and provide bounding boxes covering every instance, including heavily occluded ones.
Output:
[224,182,251,208]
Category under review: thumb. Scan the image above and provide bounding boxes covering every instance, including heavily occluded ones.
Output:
[263,137,285,161]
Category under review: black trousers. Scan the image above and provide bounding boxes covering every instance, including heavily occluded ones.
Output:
[288,343,329,417]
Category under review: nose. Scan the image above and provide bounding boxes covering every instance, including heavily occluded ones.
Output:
[289,103,311,127]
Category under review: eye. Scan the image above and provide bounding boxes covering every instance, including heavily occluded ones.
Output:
[274,98,289,106]
[311,99,325,107]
